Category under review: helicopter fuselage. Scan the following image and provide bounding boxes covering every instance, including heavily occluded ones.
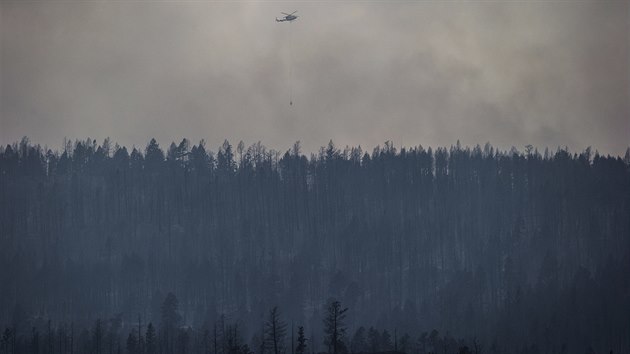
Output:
[276,15,297,22]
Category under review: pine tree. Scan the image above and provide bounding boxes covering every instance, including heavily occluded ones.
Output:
[296,326,307,354]
[323,300,348,354]
[145,323,157,354]
[265,307,287,354]
[350,327,367,354]
[126,331,138,354]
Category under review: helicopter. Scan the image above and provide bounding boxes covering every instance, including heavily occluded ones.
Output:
[276,11,298,22]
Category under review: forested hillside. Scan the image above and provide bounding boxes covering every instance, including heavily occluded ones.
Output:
[0,137,629,354]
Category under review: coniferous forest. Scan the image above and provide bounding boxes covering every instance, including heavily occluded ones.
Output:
[0,137,629,354]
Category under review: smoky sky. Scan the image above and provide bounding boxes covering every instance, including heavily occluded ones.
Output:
[1,1,628,155]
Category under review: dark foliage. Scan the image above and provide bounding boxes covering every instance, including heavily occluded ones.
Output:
[0,137,629,353]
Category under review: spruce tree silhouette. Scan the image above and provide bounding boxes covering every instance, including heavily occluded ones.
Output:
[323,300,348,354]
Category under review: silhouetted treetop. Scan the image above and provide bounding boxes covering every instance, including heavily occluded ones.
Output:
[0,137,628,354]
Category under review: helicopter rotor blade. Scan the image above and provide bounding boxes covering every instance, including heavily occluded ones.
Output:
[281,12,291,16]
[290,11,298,15]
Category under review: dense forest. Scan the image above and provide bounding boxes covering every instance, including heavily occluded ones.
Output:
[0,137,629,354]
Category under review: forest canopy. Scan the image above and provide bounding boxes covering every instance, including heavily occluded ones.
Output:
[0,137,629,354]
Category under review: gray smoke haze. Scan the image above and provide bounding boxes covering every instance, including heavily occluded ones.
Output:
[1,1,628,155]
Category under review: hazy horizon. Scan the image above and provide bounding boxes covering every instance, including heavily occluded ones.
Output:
[2,1,629,155]
[3,135,628,160]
